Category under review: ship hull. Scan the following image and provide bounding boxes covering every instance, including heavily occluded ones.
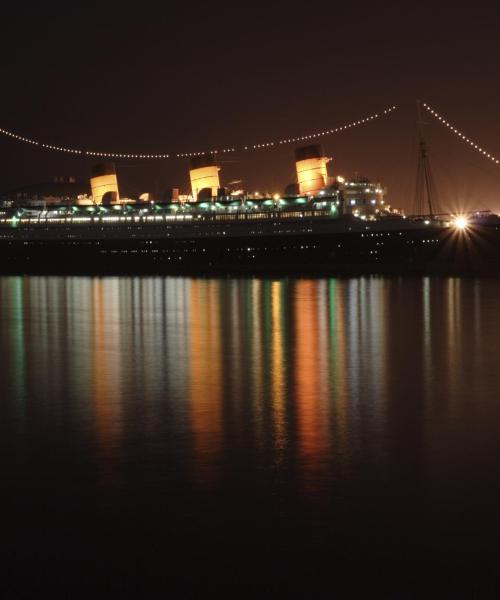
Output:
[1,215,499,275]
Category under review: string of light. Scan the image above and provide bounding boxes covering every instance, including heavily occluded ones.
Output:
[0,105,397,160]
[422,102,500,165]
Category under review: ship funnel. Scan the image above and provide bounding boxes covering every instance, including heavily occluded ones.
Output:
[189,155,220,201]
[295,145,330,196]
[90,163,120,205]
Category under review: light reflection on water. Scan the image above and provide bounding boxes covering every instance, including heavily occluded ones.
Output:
[1,276,499,476]
[2,275,500,592]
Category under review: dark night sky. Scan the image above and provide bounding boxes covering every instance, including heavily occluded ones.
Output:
[1,1,500,212]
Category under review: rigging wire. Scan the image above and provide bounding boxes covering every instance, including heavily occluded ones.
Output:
[0,105,398,160]
[422,102,500,165]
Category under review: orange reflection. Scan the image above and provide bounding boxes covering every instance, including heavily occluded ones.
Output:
[294,280,330,492]
[91,279,123,458]
[189,280,222,488]
[271,280,286,465]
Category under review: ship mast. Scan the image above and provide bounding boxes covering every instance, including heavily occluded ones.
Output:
[414,100,437,217]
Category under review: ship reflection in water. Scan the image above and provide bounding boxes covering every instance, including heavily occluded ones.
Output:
[1,276,500,595]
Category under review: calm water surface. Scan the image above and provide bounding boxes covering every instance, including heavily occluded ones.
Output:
[2,276,500,597]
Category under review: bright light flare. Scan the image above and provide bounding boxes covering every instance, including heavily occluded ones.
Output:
[453,215,469,230]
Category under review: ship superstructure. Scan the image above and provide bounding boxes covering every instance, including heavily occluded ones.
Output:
[1,143,499,275]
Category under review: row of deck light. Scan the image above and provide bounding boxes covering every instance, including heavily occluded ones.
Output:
[0,104,398,160]
[422,103,500,165]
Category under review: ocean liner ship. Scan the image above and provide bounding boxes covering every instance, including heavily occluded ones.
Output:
[1,145,499,275]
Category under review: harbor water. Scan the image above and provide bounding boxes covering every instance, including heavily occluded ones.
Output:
[1,276,500,596]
